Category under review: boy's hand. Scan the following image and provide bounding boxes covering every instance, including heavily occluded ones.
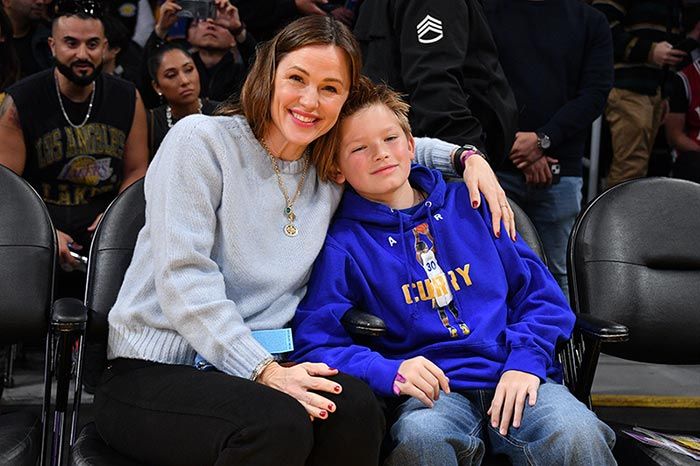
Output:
[463,155,516,241]
[488,370,540,436]
[394,357,450,408]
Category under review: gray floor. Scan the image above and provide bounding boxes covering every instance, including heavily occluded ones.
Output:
[593,354,700,398]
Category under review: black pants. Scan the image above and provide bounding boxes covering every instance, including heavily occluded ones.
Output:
[94,359,385,466]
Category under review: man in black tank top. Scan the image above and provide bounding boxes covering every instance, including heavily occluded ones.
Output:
[0,4,148,297]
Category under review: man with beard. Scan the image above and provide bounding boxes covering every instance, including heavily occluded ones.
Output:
[0,1,148,298]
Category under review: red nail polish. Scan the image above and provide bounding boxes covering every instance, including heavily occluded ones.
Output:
[472,201,478,208]
[319,410,327,418]
[495,231,501,238]
[328,403,334,411]
[333,385,341,393]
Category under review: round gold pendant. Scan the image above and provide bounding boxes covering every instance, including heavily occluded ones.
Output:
[284,224,298,237]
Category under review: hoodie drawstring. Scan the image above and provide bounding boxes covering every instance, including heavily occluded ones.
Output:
[398,213,414,291]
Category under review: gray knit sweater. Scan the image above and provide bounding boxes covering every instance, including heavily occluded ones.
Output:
[108,114,456,379]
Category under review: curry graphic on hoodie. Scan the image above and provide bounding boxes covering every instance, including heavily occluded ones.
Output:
[412,222,470,337]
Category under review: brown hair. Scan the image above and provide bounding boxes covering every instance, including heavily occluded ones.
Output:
[314,76,412,182]
[217,15,361,162]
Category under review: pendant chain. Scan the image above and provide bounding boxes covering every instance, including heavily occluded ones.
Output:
[54,74,95,129]
[260,139,310,237]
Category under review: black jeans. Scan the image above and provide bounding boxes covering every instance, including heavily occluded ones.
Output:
[94,359,384,466]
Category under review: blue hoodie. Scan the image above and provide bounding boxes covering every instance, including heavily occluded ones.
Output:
[291,165,575,398]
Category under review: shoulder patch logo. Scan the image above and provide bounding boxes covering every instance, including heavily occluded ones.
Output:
[417,14,443,44]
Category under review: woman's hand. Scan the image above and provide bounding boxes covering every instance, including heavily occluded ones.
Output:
[155,0,181,39]
[257,362,340,420]
[393,357,450,408]
[463,155,516,241]
[487,370,540,436]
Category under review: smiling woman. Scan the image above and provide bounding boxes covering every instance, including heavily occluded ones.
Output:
[145,42,219,157]
[93,14,513,466]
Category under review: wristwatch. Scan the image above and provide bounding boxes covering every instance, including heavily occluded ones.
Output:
[453,144,488,175]
[536,133,551,151]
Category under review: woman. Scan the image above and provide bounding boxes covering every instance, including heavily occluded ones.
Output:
[146,43,219,158]
[95,15,515,466]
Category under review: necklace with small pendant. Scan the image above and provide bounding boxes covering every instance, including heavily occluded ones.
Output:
[260,139,310,237]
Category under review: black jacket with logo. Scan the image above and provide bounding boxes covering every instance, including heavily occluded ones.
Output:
[355,0,517,169]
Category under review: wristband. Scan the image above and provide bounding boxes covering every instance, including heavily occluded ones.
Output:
[250,356,275,381]
[460,148,480,166]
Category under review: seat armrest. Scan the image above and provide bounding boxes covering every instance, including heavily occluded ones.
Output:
[51,297,88,332]
[341,309,387,337]
[86,309,109,340]
[575,314,629,342]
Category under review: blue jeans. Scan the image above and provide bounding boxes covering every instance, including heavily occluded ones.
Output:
[384,382,615,466]
[496,172,583,300]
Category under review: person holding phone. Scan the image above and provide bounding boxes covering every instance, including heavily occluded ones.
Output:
[145,0,255,103]
[485,0,614,299]
[593,0,686,187]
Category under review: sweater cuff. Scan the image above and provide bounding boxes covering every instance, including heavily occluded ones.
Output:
[221,333,274,379]
[366,356,404,398]
[426,139,459,177]
[503,347,548,382]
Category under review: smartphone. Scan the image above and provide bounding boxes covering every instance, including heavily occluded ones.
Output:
[549,163,561,185]
[177,0,215,20]
[674,37,698,54]
[69,251,88,273]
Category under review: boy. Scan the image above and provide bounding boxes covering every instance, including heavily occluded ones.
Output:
[291,78,615,465]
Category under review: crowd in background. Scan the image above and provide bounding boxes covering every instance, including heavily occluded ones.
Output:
[1,1,700,463]
[2,0,700,299]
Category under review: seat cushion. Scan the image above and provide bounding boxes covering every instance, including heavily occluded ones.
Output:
[71,423,142,466]
[0,410,40,466]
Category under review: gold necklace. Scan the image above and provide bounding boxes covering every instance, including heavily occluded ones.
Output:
[261,139,310,237]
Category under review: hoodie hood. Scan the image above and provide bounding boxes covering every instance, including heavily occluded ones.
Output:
[335,165,448,227]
